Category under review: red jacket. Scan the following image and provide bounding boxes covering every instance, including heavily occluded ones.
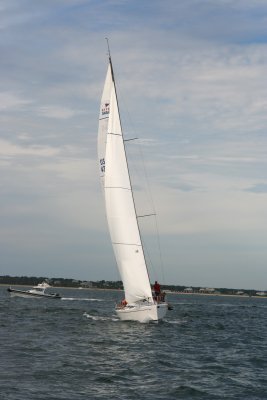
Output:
[154,282,161,293]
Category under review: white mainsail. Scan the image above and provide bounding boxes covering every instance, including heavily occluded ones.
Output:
[98,59,153,305]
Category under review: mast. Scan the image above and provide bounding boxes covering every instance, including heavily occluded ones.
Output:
[105,39,152,289]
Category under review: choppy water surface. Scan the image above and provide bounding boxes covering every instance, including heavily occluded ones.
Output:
[1,287,267,399]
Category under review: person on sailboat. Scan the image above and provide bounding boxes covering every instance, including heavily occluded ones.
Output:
[154,281,161,301]
[121,299,127,307]
[153,281,166,303]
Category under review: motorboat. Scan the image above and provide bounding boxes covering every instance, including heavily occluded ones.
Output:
[7,282,61,299]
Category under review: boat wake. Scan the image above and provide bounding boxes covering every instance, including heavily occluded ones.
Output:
[165,318,188,325]
[61,297,104,302]
[83,312,119,322]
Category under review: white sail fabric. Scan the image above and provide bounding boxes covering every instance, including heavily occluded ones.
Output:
[98,63,153,304]
[98,64,112,188]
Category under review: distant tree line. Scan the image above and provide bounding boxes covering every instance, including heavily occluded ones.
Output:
[0,275,123,289]
[0,275,260,296]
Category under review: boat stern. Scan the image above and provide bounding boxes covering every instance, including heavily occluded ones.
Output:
[116,301,168,323]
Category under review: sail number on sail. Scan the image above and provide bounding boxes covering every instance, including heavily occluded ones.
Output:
[100,158,105,173]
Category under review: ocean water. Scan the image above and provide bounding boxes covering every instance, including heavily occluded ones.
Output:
[1,286,267,400]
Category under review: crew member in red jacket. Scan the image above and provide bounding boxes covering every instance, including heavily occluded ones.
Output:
[154,281,161,300]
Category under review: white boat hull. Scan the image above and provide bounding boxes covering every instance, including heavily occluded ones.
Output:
[7,288,61,299]
[116,302,168,323]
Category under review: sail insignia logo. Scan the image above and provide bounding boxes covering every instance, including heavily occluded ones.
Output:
[102,102,110,115]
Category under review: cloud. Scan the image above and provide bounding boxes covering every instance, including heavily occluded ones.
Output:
[38,105,84,119]
[0,138,60,158]
[1,0,267,288]
[0,91,31,111]
[152,185,267,236]
[245,183,267,193]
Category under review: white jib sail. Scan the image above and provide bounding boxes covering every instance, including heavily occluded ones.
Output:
[98,62,153,305]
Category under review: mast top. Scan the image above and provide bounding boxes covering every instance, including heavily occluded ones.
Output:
[105,37,111,62]
[105,38,115,82]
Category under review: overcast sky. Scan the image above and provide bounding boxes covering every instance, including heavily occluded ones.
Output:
[1,0,267,290]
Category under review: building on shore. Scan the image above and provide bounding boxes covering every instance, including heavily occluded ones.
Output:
[199,288,216,294]
[184,287,193,293]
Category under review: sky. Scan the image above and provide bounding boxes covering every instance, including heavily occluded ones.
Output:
[1,0,267,290]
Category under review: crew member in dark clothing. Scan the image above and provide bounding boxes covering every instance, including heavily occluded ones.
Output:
[154,281,161,298]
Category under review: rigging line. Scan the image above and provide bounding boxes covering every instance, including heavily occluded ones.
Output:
[153,212,166,284]
[112,242,142,246]
[120,110,155,222]
[116,83,163,283]
[124,138,138,142]
[135,140,166,284]
[137,213,156,218]
[141,239,156,280]
[105,186,131,190]
[104,186,132,192]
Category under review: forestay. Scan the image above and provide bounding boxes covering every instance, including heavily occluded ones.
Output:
[98,61,153,305]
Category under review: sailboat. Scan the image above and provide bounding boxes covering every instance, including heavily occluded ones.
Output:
[97,43,168,322]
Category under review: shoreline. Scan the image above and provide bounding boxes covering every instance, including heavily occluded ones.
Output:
[0,284,122,291]
[1,284,266,298]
